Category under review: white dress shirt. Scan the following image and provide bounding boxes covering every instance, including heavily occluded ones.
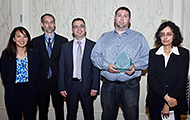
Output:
[73,37,86,78]
[155,46,180,67]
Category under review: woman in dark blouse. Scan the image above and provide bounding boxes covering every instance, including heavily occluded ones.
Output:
[146,21,189,120]
[1,26,40,120]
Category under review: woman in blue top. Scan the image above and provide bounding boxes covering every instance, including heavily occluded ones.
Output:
[1,26,40,120]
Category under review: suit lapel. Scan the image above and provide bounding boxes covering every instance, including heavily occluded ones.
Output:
[82,39,89,62]
[165,53,178,70]
[81,39,90,74]
[39,35,49,60]
[155,54,165,71]
[51,34,60,59]
[67,41,74,77]
[156,52,179,71]
[50,33,61,60]
[70,41,74,74]
[27,50,32,75]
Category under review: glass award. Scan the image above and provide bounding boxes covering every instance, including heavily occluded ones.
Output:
[114,52,132,72]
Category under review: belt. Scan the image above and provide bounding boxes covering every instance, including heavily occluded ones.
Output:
[112,81,124,84]
[102,77,124,84]
[72,78,82,82]
[102,77,139,84]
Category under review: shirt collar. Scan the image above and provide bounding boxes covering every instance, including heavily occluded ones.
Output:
[113,28,130,35]
[74,37,86,45]
[45,33,55,42]
[155,46,180,55]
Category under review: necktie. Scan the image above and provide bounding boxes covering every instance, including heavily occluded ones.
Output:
[76,42,82,79]
[47,37,52,57]
[47,37,52,79]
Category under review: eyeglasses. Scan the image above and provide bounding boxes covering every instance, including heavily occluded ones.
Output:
[43,21,55,25]
[72,25,85,29]
[160,33,174,38]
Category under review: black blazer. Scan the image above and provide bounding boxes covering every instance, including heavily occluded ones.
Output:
[32,33,68,88]
[1,49,40,102]
[146,47,189,113]
[58,39,100,96]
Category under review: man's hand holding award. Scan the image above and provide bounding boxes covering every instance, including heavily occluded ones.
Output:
[108,52,135,75]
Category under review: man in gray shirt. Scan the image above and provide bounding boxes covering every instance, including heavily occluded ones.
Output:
[91,6,150,120]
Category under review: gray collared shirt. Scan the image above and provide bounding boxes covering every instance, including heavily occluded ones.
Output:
[91,28,150,82]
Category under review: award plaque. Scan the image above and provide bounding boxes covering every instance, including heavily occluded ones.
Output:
[114,52,132,72]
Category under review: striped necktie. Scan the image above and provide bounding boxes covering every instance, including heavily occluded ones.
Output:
[47,37,52,79]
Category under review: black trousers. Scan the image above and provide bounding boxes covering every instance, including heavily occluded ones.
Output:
[5,83,37,120]
[66,81,94,120]
[38,77,64,120]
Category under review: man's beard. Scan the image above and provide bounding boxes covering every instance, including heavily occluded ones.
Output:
[116,23,128,28]
[44,27,55,34]
[114,20,128,28]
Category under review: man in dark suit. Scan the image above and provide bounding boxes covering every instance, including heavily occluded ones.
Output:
[32,13,68,120]
[58,18,100,120]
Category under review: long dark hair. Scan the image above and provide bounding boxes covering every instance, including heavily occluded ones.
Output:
[155,21,183,47]
[5,26,32,60]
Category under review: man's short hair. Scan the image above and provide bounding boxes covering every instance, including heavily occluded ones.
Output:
[41,13,55,23]
[71,18,86,27]
[115,6,131,18]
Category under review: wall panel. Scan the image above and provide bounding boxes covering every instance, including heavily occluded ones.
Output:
[0,0,190,119]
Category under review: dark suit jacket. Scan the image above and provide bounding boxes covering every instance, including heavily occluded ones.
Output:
[32,33,68,89]
[58,38,100,96]
[1,49,40,103]
[146,47,189,113]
